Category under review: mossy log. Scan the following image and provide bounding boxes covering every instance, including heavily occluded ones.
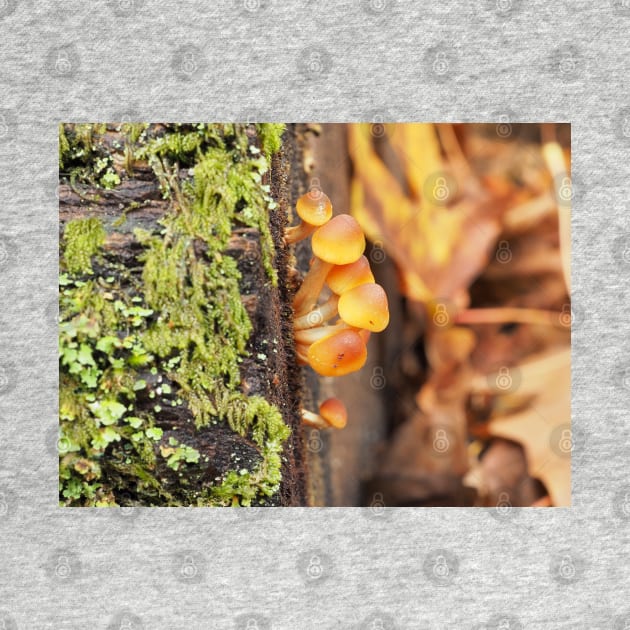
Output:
[58,123,309,506]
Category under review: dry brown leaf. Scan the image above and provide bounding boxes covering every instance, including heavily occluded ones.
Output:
[353,124,571,508]
[542,141,571,292]
[477,348,571,506]
[348,123,505,303]
[465,438,547,507]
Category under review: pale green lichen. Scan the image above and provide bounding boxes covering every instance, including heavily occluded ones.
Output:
[59,123,289,507]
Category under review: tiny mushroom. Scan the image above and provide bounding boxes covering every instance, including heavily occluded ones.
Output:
[293,214,366,316]
[294,282,385,347]
[293,256,375,331]
[306,328,367,376]
[319,397,348,428]
[326,255,375,295]
[284,189,333,245]
[338,282,390,332]
[301,397,348,430]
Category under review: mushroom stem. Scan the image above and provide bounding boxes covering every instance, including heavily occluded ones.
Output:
[293,295,340,330]
[293,258,333,316]
[284,190,333,245]
[294,322,351,346]
[284,222,317,245]
[301,408,329,429]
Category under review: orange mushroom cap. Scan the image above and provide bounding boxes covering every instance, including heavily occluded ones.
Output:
[319,397,347,429]
[311,214,366,265]
[326,255,375,295]
[293,215,366,316]
[296,189,333,226]
[307,329,367,376]
[285,190,333,245]
[300,397,348,430]
[338,283,390,332]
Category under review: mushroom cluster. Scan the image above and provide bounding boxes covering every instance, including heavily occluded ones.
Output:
[286,188,390,430]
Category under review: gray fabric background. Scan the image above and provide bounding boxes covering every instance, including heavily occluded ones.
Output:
[0,0,628,628]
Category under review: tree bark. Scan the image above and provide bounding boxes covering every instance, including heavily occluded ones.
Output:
[59,123,309,506]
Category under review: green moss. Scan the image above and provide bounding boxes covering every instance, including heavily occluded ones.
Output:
[120,122,147,144]
[59,123,121,190]
[62,217,106,274]
[59,123,289,507]
[59,123,70,169]
[256,123,286,159]
[59,273,167,505]
[137,127,211,165]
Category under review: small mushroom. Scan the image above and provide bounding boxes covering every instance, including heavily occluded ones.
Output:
[293,214,366,316]
[284,189,333,245]
[301,397,348,430]
[338,282,390,332]
[326,255,375,295]
[294,256,376,331]
[294,256,381,333]
[306,328,367,376]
